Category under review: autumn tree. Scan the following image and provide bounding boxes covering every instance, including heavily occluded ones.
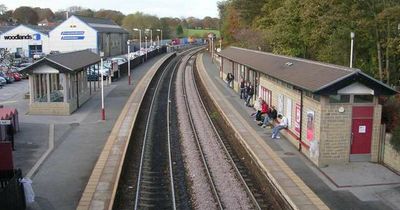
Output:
[13,6,39,24]
[176,25,184,37]
[95,10,125,25]
[34,7,55,21]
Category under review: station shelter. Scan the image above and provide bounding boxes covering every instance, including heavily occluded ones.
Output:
[21,50,101,115]
[218,46,397,167]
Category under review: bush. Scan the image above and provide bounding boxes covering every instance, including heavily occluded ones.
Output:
[381,95,400,152]
[381,95,400,132]
[390,124,400,152]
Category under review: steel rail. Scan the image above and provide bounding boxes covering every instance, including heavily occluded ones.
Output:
[134,55,176,210]
[181,51,224,210]
[191,55,262,210]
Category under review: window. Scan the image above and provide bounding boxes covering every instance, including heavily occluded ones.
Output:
[354,95,373,103]
[329,95,350,103]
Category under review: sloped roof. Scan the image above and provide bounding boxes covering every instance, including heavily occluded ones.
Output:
[0,24,55,35]
[73,15,128,34]
[0,26,17,34]
[21,50,100,73]
[219,46,396,95]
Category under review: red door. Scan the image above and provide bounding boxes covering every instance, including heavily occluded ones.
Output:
[351,107,374,154]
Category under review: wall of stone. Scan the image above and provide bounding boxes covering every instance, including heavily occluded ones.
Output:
[384,134,400,173]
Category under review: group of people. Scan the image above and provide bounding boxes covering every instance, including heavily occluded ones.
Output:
[239,79,255,107]
[251,97,288,139]
[226,74,288,139]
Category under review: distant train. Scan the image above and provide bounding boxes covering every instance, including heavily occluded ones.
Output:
[170,37,204,45]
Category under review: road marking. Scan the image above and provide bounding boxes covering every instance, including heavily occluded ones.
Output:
[0,100,18,104]
[26,124,55,179]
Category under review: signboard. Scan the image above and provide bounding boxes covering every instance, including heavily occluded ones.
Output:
[0,120,11,125]
[359,125,366,133]
[295,103,301,136]
[61,31,85,40]
[4,33,41,40]
[306,110,315,141]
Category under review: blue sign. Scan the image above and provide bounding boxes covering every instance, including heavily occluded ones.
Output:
[61,31,85,35]
[61,36,85,40]
[33,33,41,40]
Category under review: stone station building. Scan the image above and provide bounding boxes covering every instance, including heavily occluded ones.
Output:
[21,50,101,115]
[218,46,397,167]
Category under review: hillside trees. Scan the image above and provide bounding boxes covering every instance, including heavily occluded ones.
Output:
[219,0,400,85]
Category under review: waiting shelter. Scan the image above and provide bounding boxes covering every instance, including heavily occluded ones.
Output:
[21,50,100,115]
[218,46,397,167]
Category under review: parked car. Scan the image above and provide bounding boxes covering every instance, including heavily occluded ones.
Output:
[10,72,22,81]
[0,76,6,88]
[33,52,45,59]
[111,57,127,65]
[0,71,14,83]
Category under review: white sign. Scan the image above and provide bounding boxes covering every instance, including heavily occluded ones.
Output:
[359,125,366,133]
[0,120,11,125]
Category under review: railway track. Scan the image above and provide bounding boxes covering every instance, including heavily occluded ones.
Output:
[179,53,265,209]
[115,47,274,209]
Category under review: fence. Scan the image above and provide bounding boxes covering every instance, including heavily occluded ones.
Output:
[117,46,167,79]
[0,169,26,210]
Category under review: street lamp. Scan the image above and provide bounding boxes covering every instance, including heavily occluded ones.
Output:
[350,32,355,68]
[133,28,142,55]
[156,29,163,46]
[100,51,105,120]
[127,40,131,85]
[145,35,148,60]
[145,28,152,46]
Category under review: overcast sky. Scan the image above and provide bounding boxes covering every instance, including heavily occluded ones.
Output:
[2,0,219,18]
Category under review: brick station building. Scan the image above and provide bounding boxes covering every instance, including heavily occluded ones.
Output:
[218,46,397,167]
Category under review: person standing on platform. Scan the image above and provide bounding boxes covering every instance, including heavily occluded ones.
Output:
[240,78,245,99]
[246,85,254,107]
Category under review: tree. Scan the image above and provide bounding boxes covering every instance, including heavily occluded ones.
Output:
[13,6,39,24]
[34,7,55,21]
[176,25,184,37]
[95,10,125,25]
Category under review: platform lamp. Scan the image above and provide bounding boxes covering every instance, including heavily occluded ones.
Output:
[133,28,142,54]
[127,40,131,85]
[100,51,105,120]
[350,32,355,68]
[145,35,148,60]
[156,29,162,47]
[145,28,153,46]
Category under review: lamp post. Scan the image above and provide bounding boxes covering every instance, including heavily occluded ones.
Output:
[100,51,105,120]
[127,40,131,85]
[350,32,355,68]
[156,29,162,46]
[145,35,148,60]
[146,29,152,46]
[133,28,142,55]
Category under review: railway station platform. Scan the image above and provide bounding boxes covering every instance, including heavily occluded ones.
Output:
[197,52,400,210]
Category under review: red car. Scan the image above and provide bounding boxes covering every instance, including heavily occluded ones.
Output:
[10,72,21,81]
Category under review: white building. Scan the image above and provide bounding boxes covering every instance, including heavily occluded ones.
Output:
[0,25,53,57]
[48,15,128,57]
[0,15,128,58]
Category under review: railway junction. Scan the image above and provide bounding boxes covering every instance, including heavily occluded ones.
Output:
[4,46,400,210]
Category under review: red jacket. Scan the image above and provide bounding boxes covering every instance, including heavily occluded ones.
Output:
[261,102,268,113]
